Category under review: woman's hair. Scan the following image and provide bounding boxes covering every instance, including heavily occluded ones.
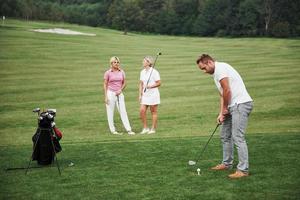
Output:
[196,54,214,64]
[144,56,154,67]
[110,56,120,65]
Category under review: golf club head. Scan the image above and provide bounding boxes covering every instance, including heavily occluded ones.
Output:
[33,108,40,113]
[47,108,56,114]
[188,160,196,166]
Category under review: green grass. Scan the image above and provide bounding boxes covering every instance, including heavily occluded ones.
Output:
[0,19,300,199]
[1,134,300,199]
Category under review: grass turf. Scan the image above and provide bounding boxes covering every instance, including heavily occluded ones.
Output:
[0,19,300,199]
[1,134,300,199]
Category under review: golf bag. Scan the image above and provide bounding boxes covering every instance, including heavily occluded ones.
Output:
[31,110,62,165]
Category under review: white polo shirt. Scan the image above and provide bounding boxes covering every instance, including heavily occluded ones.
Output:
[213,61,252,107]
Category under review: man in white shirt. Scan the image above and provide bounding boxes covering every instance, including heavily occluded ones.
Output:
[196,54,253,179]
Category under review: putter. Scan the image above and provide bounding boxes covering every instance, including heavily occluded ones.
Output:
[188,123,220,166]
[144,52,162,93]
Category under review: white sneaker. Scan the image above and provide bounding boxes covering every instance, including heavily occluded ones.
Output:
[127,131,135,135]
[148,129,156,134]
[112,131,122,135]
[140,128,149,134]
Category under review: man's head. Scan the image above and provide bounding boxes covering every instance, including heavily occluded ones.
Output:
[196,54,215,74]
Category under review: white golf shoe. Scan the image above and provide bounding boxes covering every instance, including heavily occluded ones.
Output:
[112,131,122,135]
[148,129,156,134]
[140,128,149,134]
[127,131,135,135]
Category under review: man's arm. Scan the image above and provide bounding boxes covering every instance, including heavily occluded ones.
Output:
[217,77,231,123]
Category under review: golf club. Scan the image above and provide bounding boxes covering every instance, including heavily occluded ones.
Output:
[144,52,162,93]
[188,123,220,166]
[116,95,120,110]
[33,107,41,116]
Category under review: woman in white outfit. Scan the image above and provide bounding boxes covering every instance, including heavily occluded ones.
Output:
[103,56,135,135]
[139,56,161,134]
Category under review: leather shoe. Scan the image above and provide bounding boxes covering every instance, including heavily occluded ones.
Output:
[228,170,249,179]
[211,164,231,170]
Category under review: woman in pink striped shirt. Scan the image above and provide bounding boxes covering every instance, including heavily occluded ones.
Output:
[103,56,135,135]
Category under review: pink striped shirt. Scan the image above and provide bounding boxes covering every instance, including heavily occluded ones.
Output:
[104,69,125,92]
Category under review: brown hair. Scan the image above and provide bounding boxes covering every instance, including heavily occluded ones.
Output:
[196,54,214,64]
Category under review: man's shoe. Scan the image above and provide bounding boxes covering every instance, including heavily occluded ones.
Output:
[228,170,249,179]
[127,131,135,135]
[211,164,231,170]
[140,128,149,134]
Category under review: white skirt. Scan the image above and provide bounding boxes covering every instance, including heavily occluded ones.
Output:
[141,89,160,105]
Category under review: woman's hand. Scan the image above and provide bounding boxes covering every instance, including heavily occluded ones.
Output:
[115,90,122,96]
[104,97,109,105]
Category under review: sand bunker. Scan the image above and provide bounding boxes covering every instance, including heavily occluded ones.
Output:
[33,28,96,36]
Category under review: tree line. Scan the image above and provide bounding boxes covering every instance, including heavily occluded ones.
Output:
[1,0,299,37]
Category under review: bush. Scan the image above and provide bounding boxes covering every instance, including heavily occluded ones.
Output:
[271,22,290,38]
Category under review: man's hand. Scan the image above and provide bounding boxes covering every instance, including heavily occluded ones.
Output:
[217,114,225,124]
[222,108,229,116]
[217,108,229,124]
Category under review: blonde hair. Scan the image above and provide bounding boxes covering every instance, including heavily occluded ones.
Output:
[110,56,120,65]
[144,56,154,67]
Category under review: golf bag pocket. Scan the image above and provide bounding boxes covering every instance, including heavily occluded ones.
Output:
[53,127,63,140]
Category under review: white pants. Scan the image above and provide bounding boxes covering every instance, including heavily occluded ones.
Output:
[106,90,132,132]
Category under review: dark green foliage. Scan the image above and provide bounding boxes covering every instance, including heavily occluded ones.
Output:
[0,0,299,37]
[269,0,300,37]
[238,0,261,36]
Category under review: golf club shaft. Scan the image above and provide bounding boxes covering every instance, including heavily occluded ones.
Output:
[194,123,220,163]
[117,95,120,110]
[144,53,160,93]
[7,166,43,171]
